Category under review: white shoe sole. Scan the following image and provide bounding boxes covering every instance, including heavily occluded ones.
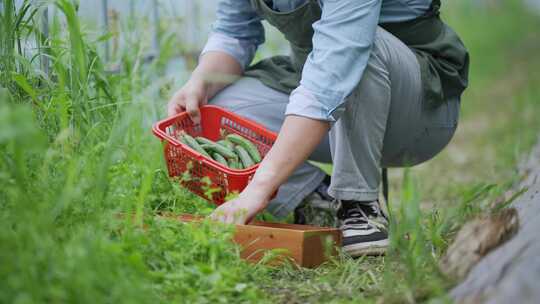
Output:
[343,239,389,257]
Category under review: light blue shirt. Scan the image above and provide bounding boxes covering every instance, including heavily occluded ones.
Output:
[202,0,432,121]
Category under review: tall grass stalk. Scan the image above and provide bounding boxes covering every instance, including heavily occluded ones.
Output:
[382,169,448,302]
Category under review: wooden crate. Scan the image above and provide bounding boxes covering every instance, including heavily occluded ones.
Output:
[169,214,342,268]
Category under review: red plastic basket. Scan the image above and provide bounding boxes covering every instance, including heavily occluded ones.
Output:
[152,105,278,205]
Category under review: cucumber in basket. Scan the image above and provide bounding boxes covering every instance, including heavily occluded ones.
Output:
[226,134,262,163]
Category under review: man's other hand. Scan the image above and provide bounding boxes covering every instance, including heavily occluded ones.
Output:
[167,77,208,124]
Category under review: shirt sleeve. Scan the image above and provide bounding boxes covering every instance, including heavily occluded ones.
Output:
[200,0,265,70]
[285,0,382,122]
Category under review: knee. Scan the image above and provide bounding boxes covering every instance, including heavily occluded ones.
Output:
[207,78,249,110]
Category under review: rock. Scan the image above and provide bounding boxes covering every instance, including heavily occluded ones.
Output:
[450,136,540,304]
[439,208,519,280]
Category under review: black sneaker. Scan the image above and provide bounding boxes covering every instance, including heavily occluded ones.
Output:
[337,200,389,256]
[294,175,338,227]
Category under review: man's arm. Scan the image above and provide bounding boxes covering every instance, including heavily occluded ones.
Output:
[287,0,382,121]
[168,0,264,122]
[248,116,330,199]
[167,52,242,123]
[211,115,329,224]
[203,0,265,70]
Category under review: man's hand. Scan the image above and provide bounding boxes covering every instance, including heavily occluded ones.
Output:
[210,190,270,225]
[167,77,208,124]
[166,51,243,123]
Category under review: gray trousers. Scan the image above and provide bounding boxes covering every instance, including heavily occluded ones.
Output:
[209,28,459,218]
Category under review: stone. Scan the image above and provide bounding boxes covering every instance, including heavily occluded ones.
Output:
[439,208,519,280]
[450,137,540,303]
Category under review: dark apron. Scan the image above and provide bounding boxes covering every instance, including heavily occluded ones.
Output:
[244,0,470,108]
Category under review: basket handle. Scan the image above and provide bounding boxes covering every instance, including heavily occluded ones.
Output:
[152,113,184,148]
[152,113,208,162]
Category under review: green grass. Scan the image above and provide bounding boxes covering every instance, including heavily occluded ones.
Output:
[1,0,540,303]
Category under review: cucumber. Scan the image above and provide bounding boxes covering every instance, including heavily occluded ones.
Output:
[195,136,216,146]
[217,139,234,150]
[200,143,214,155]
[234,145,255,168]
[226,134,262,163]
[227,158,242,170]
[212,152,228,166]
[178,134,189,145]
[199,143,237,160]
[181,134,211,158]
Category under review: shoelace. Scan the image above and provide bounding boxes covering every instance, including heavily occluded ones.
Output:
[338,201,387,231]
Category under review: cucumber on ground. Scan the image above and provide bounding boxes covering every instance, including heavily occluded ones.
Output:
[200,143,237,159]
[234,145,255,168]
[212,152,228,166]
[217,139,235,150]
[181,134,211,158]
[195,136,216,146]
[226,134,262,163]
